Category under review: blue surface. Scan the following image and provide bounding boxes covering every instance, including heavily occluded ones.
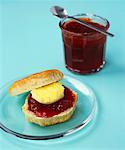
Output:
[0,0,125,149]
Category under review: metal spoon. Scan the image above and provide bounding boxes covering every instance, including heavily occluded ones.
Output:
[50,6,114,37]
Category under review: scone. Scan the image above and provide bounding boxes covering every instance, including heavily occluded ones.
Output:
[8,69,77,126]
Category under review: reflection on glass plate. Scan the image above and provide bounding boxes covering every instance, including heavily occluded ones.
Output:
[0,75,97,140]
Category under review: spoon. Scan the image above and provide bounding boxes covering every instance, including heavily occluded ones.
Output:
[50,6,114,37]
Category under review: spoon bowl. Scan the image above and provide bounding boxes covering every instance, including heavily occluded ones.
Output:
[50,6,68,18]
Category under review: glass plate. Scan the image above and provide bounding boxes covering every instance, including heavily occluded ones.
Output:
[0,75,96,140]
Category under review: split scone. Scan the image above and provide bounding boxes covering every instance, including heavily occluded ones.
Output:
[8,69,77,126]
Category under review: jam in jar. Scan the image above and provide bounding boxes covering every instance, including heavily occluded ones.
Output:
[59,14,110,74]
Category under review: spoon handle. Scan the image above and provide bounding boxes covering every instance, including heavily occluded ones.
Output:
[68,16,114,37]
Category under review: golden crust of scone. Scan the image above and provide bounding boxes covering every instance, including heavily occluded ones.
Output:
[22,91,77,126]
[8,69,63,96]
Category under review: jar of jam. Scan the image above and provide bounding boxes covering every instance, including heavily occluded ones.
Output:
[59,14,110,74]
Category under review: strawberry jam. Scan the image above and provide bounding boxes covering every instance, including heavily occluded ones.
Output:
[28,87,76,118]
[60,17,110,74]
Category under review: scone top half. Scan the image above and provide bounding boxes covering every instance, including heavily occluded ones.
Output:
[8,69,63,97]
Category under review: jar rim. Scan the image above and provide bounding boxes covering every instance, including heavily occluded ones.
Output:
[59,13,110,37]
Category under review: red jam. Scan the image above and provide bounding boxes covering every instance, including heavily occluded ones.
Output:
[28,87,76,118]
[60,18,109,74]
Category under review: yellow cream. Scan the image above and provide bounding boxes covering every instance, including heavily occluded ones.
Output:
[31,82,64,104]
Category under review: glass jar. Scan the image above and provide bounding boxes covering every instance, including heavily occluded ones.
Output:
[59,14,110,74]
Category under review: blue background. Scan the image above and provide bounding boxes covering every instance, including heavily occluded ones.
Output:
[0,0,125,149]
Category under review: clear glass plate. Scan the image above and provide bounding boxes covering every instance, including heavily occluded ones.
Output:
[0,75,96,140]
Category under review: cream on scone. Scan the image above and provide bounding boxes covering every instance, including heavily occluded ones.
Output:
[8,69,77,126]
[31,82,65,104]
